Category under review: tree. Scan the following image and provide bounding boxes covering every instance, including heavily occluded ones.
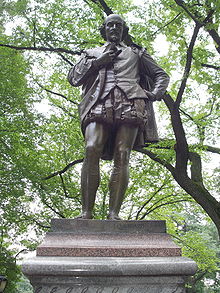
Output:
[0,0,219,291]
[1,0,219,233]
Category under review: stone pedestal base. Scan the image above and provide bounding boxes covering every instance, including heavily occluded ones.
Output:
[22,219,197,293]
[23,256,196,293]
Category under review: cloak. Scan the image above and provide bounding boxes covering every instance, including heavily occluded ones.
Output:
[68,44,170,160]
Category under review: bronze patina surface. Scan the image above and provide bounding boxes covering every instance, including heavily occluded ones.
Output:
[68,14,170,220]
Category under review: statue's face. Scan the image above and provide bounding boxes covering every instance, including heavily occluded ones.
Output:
[105,15,124,43]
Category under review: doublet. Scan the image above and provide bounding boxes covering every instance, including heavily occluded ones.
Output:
[95,44,147,101]
[68,42,170,158]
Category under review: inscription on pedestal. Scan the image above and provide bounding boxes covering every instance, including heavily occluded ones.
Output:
[35,285,184,293]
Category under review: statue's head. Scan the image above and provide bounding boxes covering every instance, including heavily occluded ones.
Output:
[100,14,129,43]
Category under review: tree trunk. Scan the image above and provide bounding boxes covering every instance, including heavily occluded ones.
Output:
[173,171,220,238]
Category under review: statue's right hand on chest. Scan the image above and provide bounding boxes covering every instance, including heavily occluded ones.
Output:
[93,44,122,69]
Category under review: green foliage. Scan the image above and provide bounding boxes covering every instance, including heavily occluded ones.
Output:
[173,221,220,292]
[181,231,218,272]
[0,0,219,291]
[15,274,33,293]
[0,244,21,293]
[0,44,41,292]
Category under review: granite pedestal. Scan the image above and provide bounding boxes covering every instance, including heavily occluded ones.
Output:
[22,219,197,293]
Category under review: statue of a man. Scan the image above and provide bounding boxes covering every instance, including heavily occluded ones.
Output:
[68,14,169,220]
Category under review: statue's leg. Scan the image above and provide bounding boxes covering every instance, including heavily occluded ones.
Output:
[79,122,109,219]
[108,124,138,220]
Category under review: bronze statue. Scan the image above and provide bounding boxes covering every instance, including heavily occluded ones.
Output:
[68,14,169,220]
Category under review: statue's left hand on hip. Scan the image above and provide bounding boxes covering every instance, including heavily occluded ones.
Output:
[144,90,158,101]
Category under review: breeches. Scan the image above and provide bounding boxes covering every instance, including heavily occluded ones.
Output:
[83,86,148,131]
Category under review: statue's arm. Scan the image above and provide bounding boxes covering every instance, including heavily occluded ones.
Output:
[68,52,98,87]
[68,47,121,87]
[140,49,170,100]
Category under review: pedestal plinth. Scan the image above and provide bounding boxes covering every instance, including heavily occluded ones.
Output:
[22,219,197,293]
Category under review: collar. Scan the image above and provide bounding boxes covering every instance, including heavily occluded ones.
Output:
[103,41,127,48]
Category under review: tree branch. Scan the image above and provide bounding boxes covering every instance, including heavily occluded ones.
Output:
[0,43,81,55]
[138,140,220,155]
[174,0,199,23]
[139,199,192,220]
[36,82,78,105]
[174,0,220,54]
[191,271,208,284]
[32,219,51,229]
[96,0,114,15]
[20,14,76,65]
[135,182,168,220]
[52,104,76,117]
[163,93,189,171]
[180,98,216,144]
[201,63,220,70]
[22,213,51,229]
[41,198,65,218]
[43,158,84,180]
[206,28,220,55]
[176,23,201,106]
[43,41,75,65]
[57,52,74,66]
[189,152,203,185]
[85,0,113,15]
[179,108,194,122]
[137,69,220,236]
[151,13,182,37]
[59,174,68,198]
[135,147,175,174]
[204,145,220,155]
[180,99,216,122]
